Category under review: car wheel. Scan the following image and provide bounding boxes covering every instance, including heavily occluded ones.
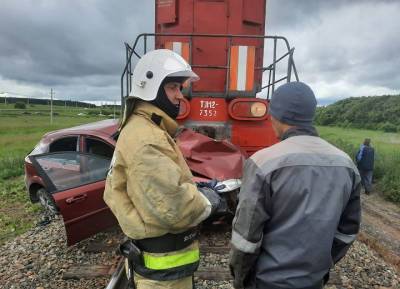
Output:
[37,188,59,216]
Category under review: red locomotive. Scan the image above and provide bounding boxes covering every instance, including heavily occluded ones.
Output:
[122,0,299,156]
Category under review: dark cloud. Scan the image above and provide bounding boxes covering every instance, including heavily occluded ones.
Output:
[267,0,400,101]
[267,0,399,30]
[0,0,154,101]
[0,0,399,104]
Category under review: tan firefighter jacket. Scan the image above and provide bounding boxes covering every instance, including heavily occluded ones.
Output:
[104,101,211,240]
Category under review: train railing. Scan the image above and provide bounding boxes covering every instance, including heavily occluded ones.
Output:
[121,33,299,111]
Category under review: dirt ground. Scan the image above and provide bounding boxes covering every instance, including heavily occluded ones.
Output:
[360,191,400,272]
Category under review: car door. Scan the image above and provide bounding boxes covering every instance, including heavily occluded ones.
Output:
[29,151,117,246]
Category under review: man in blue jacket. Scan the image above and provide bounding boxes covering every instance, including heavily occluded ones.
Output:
[356,138,375,195]
[229,82,361,289]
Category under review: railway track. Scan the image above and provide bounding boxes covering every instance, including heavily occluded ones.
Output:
[62,225,233,288]
[59,198,400,289]
[2,194,399,289]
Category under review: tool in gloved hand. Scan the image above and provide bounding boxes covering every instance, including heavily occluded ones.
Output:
[198,186,221,214]
[197,180,229,215]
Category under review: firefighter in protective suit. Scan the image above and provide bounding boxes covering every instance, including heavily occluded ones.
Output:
[104,49,221,289]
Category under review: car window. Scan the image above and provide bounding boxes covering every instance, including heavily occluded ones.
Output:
[49,136,78,152]
[29,152,110,192]
[85,138,114,159]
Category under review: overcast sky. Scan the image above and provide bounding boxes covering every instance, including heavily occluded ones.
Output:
[0,0,399,105]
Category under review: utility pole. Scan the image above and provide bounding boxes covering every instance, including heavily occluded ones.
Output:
[50,88,54,125]
[113,100,116,119]
[0,92,5,106]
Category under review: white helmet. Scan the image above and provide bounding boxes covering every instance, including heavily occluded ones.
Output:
[129,49,199,100]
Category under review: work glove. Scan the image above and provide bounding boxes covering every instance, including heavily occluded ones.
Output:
[197,180,230,215]
[196,179,218,190]
[197,179,231,192]
[229,248,258,289]
[198,186,221,215]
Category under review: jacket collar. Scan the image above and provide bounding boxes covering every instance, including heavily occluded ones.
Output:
[281,126,319,141]
[134,100,178,136]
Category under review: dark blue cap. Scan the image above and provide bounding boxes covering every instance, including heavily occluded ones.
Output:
[268,82,317,126]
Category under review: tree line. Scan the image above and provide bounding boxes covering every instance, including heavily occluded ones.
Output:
[0,97,96,108]
[315,95,400,132]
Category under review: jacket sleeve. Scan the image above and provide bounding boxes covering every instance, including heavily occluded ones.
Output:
[355,145,363,162]
[229,158,270,289]
[331,171,361,263]
[127,142,210,231]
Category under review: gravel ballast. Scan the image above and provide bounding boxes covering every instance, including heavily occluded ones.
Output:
[0,215,399,289]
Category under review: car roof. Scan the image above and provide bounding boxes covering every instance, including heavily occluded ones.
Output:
[44,119,119,140]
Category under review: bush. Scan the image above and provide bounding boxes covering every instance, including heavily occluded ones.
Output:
[379,122,397,132]
[87,110,100,116]
[0,155,24,180]
[14,102,26,109]
[100,109,112,115]
[378,152,400,202]
[329,138,358,159]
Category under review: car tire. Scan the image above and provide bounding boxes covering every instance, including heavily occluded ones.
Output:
[36,188,59,216]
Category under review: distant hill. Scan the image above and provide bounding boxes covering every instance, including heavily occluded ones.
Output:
[315,95,400,132]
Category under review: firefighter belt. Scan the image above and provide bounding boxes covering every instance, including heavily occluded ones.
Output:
[125,227,200,281]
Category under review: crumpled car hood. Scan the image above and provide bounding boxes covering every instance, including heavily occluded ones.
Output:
[176,128,246,180]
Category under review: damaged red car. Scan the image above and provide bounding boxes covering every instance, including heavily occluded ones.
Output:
[25,119,244,246]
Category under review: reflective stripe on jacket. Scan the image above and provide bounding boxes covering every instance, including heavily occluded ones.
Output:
[231,135,361,289]
[104,101,211,240]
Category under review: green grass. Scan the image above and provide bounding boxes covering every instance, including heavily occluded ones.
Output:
[317,126,400,152]
[0,113,111,179]
[318,126,400,203]
[0,176,42,244]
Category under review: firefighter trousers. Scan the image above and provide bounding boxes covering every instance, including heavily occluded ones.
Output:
[134,273,193,289]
